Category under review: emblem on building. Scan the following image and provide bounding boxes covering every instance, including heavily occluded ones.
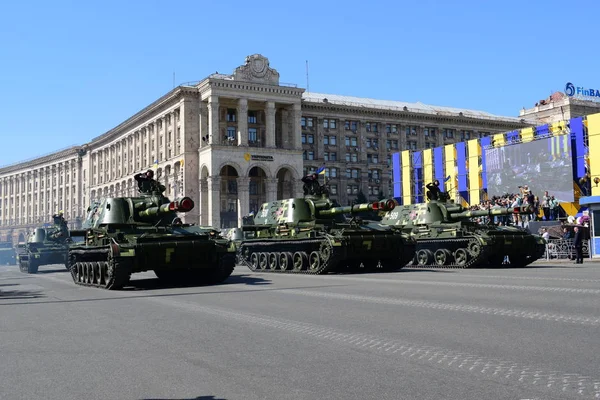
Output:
[233,54,280,85]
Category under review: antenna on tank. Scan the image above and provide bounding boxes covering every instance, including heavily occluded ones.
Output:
[306,60,309,93]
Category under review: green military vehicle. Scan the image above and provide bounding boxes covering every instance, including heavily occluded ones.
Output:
[379,190,546,268]
[18,214,71,274]
[68,177,236,290]
[238,182,415,274]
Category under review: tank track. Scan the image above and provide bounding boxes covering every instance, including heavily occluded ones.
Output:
[69,248,132,290]
[409,237,541,269]
[410,238,490,269]
[239,237,403,275]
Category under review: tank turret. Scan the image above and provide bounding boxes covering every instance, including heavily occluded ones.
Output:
[238,181,415,275]
[67,176,235,290]
[379,184,546,268]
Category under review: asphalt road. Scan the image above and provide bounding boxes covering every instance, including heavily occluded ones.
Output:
[1,260,600,400]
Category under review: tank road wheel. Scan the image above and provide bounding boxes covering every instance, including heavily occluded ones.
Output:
[279,252,293,271]
[104,259,130,290]
[434,249,452,266]
[319,241,333,264]
[308,251,321,272]
[19,260,28,273]
[199,254,236,285]
[82,262,89,283]
[467,241,482,257]
[258,253,269,270]
[268,253,278,270]
[249,253,259,271]
[453,248,469,267]
[292,252,307,271]
[416,249,433,266]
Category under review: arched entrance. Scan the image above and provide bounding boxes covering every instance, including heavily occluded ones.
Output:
[18,232,25,243]
[249,166,267,215]
[276,167,294,199]
[220,165,239,228]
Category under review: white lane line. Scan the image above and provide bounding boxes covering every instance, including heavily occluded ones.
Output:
[279,289,600,327]
[143,296,600,399]
[263,274,600,295]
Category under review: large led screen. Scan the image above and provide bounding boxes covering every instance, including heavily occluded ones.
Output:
[484,136,574,202]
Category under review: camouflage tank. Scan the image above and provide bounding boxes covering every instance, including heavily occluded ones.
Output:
[238,185,415,274]
[0,241,16,265]
[68,176,236,290]
[18,214,72,274]
[379,193,546,268]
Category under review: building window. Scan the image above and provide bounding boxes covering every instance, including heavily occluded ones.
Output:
[443,129,455,139]
[372,123,378,133]
[460,130,471,140]
[407,141,417,150]
[248,128,258,143]
[301,117,306,129]
[367,154,379,164]
[307,117,314,128]
[248,111,257,124]
[307,134,314,144]
[307,151,314,160]
[226,109,236,122]
[226,127,236,141]
[330,185,338,195]
[329,119,337,129]
[425,142,435,148]
[345,136,358,147]
[324,152,337,161]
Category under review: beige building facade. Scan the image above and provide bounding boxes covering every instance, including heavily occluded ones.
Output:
[0,54,533,242]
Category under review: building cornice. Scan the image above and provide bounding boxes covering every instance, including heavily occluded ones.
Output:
[0,146,82,176]
[88,86,198,148]
[301,102,533,130]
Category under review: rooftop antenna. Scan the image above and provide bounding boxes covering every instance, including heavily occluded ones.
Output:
[306,60,309,92]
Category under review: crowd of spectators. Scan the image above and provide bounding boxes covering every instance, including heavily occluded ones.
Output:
[465,185,562,227]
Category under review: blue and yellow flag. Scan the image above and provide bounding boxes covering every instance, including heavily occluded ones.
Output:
[153,159,159,169]
[316,164,326,175]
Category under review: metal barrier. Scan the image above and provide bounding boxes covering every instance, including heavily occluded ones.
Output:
[543,239,590,260]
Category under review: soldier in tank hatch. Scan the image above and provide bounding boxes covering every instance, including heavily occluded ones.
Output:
[134,169,166,194]
[425,180,441,201]
[301,173,321,196]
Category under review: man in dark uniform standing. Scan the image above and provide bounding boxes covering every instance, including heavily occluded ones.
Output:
[573,226,584,264]
[134,170,166,194]
[425,180,441,201]
[301,173,321,196]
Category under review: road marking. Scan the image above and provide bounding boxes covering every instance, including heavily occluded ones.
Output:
[279,289,600,327]
[142,297,600,399]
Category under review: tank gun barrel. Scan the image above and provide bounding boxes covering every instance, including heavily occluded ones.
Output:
[450,205,533,219]
[318,199,396,216]
[137,197,195,218]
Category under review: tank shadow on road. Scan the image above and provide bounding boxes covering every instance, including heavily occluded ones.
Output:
[124,274,271,291]
[0,286,45,300]
[142,396,227,400]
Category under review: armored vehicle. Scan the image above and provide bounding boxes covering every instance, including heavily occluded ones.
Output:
[238,187,415,274]
[380,194,546,268]
[68,180,236,290]
[0,241,16,265]
[18,214,72,274]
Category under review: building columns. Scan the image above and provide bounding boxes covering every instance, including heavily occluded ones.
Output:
[236,177,250,227]
[237,98,248,147]
[266,177,278,202]
[208,96,219,145]
[207,175,221,228]
[265,101,276,148]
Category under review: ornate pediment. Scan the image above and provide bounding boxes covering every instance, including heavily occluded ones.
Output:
[233,54,280,85]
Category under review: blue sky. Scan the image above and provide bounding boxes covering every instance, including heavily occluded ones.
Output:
[0,0,597,167]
